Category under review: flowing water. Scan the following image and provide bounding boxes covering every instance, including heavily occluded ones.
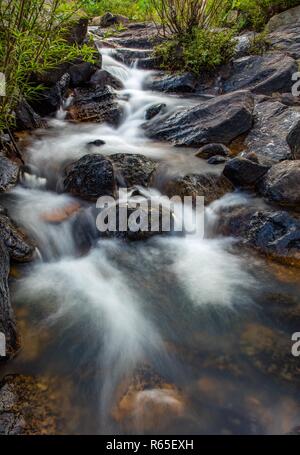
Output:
[1,47,300,435]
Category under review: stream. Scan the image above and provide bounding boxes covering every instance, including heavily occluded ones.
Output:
[1,46,300,435]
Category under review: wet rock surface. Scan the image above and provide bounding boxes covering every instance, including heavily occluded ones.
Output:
[216,205,300,266]
[221,53,297,95]
[15,100,47,131]
[0,240,18,358]
[145,103,167,121]
[63,154,116,201]
[67,86,124,126]
[90,69,124,90]
[258,160,300,210]
[269,24,300,59]
[223,157,270,188]
[0,375,77,434]
[196,143,230,160]
[245,101,300,165]
[143,90,254,146]
[110,153,158,188]
[144,72,198,93]
[0,212,35,262]
[30,73,70,117]
[0,157,19,193]
[156,172,234,206]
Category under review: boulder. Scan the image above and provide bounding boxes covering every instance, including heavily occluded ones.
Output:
[245,101,300,165]
[258,160,300,210]
[111,48,152,66]
[195,143,230,160]
[145,103,167,121]
[221,53,297,95]
[0,213,35,262]
[68,62,98,88]
[63,154,116,201]
[144,72,198,93]
[67,86,124,126]
[155,172,233,206]
[143,90,254,147]
[100,12,129,28]
[30,73,70,116]
[0,240,18,359]
[268,24,300,59]
[223,157,270,188]
[103,23,164,49]
[216,205,300,266]
[0,157,19,193]
[110,153,158,187]
[90,69,124,90]
[267,5,300,32]
[14,100,47,131]
[64,18,88,45]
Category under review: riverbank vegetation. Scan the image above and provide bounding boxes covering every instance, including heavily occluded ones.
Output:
[1,0,300,132]
[0,0,95,132]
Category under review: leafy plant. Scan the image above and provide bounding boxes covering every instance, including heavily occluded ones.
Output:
[149,0,225,36]
[0,0,95,132]
[154,28,236,74]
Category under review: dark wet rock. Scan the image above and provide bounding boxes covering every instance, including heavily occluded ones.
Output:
[100,12,129,28]
[0,374,77,434]
[145,103,167,121]
[67,86,124,126]
[87,139,106,148]
[0,240,18,359]
[112,48,152,65]
[103,23,164,49]
[267,5,300,32]
[268,23,300,59]
[110,153,158,187]
[216,205,300,266]
[137,57,162,70]
[68,62,98,88]
[64,17,88,45]
[221,53,297,95]
[207,155,228,165]
[143,90,254,147]
[14,100,47,131]
[245,101,300,165]
[0,157,19,192]
[0,213,35,262]
[99,198,175,242]
[63,154,116,201]
[156,172,233,206]
[144,72,198,93]
[90,69,124,90]
[30,73,70,116]
[223,157,270,188]
[258,160,300,210]
[196,143,230,160]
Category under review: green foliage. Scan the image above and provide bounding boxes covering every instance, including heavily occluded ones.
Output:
[154,28,236,75]
[248,31,270,55]
[222,0,300,31]
[0,0,95,132]
[80,0,154,20]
